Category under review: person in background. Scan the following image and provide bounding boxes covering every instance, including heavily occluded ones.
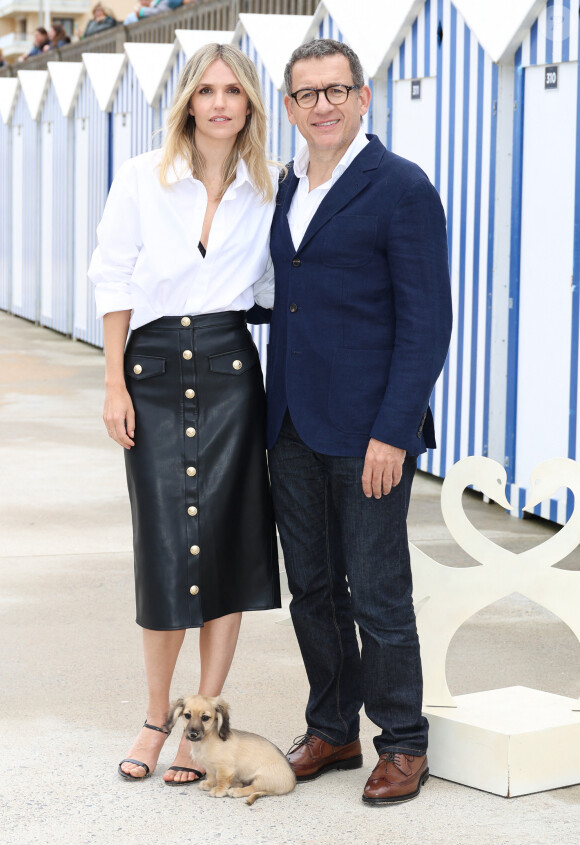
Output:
[124,0,182,24]
[19,27,49,60]
[42,24,71,52]
[83,4,118,38]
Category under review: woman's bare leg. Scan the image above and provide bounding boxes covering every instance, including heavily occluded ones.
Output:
[120,628,185,778]
[164,612,242,783]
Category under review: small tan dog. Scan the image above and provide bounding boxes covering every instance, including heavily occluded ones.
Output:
[165,695,296,805]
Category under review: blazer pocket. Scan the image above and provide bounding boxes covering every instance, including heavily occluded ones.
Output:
[321,215,378,267]
[125,354,166,380]
[208,346,260,376]
[328,348,393,434]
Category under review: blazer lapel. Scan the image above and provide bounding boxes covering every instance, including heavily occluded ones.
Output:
[278,167,299,253]
[296,137,384,252]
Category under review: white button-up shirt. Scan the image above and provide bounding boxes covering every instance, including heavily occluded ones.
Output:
[287,128,369,250]
[88,150,277,329]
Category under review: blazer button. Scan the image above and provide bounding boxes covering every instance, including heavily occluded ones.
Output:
[289,303,298,313]
[292,258,301,267]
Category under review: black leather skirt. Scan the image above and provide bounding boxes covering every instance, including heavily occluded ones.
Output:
[123,312,281,630]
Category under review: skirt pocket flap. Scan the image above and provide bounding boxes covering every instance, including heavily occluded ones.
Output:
[208,347,259,376]
[125,355,166,380]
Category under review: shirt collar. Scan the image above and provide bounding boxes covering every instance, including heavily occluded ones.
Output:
[293,127,369,182]
[165,152,253,194]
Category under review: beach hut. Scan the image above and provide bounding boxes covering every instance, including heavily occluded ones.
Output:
[234,13,312,161]
[0,77,19,312]
[10,70,49,324]
[37,63,84,336]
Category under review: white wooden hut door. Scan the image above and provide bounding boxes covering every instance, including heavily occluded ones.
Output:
[392,76,437,184]
[516,61,577,501]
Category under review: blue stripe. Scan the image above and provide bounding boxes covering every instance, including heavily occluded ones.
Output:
[530,19,538,65]
[468,44,485,457]
[438,3,457,476]
[329,17,334,39]
[562,0,570,61]
[425,0,431,77]
[387,63,393,150]
[567,29,580,520]
[550,498,558,522]
[483,63,499,458]
[319,20,324,38]
[546,0,554,64]
[519,487,526,518]
[412,18,418,78]
[428,0,444,476]
[454,21,470,464]
[368,78,374,134]
[505,49,525,484]
[399,40,405,79]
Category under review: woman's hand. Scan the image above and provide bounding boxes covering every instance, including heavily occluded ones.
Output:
[103,383,135,449]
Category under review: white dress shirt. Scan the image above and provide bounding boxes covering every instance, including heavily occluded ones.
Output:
[287,128,369,250]
[88,150,277,329]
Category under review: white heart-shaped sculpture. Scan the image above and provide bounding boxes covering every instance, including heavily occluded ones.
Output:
[411,456,580,709]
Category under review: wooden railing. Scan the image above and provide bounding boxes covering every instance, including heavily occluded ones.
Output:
[0,0,316,76]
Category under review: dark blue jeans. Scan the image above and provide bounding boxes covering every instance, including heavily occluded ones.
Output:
[269,413,428,756]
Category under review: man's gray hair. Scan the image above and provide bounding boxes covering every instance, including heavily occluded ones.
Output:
[283,39,365,95]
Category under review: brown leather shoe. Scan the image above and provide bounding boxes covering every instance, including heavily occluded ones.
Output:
[362,752,429,804]
[286,733,363,782]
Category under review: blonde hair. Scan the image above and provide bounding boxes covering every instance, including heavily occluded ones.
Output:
[159,43,279,202]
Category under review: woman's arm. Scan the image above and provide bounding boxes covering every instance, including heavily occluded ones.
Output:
[103,310,135,449]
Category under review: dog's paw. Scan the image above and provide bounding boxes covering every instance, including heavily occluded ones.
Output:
[209,787,228,798]
[226,787,244,798]
[198,780,212,791]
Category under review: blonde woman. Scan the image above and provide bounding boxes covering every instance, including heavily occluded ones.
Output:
[88,44,281,784]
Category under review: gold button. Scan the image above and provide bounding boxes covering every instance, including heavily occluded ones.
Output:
[186,466,197,477]
[183,350,192,360]
[133,364,142,375]
[232,360,242,370]
[188,506,198,516]
[189,585,199,595]
[186,427,196,438]
[181,316,191,327]
[190,545,200,555]
[185,389,195,399]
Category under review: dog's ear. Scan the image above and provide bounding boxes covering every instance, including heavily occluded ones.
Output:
[164,698,185,733]
[214,698,231,741]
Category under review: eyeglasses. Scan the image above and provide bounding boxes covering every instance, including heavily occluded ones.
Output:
[290,84,360,109]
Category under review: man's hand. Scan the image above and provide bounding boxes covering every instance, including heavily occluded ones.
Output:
[362,439,406,498]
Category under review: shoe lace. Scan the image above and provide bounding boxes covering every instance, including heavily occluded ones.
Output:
[287,733,315,754]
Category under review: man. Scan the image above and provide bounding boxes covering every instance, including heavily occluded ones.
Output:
[266,39,452,804]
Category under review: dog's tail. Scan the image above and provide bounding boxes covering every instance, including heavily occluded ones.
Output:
[245,791,268,806]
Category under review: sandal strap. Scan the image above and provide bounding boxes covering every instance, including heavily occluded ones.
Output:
[143,719,171,735]
[167,766,204,777]
[120,758,150,774]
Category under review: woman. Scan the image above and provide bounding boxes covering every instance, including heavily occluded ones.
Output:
[83,4,117,38]
[42,23,71,51]
[88,43,281,784]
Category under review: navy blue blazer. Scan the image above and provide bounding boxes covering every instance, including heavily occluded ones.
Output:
[266,134,452,457]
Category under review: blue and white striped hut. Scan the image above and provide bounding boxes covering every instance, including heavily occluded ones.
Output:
[0,77,19,313]
[498,0,580,523]
[235,13,313,162]
[71,53,127,347]
[37,63,85,336]
[380,1,547,495]
[9,70,50,324]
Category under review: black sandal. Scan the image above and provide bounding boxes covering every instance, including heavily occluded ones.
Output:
[118,720,171,780]
[164,765,205,786]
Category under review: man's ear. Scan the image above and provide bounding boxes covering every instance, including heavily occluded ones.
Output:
[284,94,297,126]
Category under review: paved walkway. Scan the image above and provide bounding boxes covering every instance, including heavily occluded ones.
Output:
[1,311,579,845]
